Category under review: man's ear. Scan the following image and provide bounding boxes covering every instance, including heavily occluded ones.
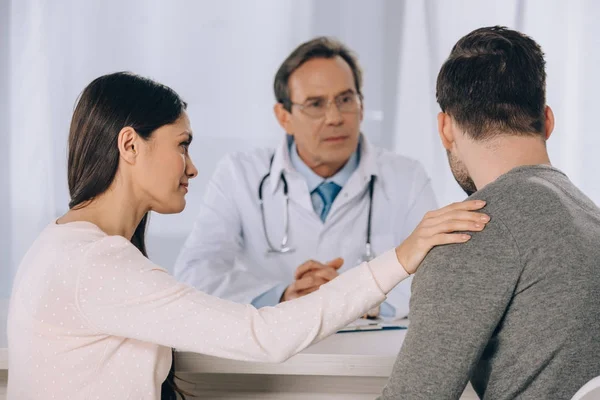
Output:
[118,126,138,165]
[274,103,294,135]
[437,112,455,150]
[543,105,555,140]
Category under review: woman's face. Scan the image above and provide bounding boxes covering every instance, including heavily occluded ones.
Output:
[135,112,198,214]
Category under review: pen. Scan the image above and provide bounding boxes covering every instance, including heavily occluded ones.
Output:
[336,324,407,333]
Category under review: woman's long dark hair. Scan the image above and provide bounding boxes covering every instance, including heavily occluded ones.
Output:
[67,72,189,399]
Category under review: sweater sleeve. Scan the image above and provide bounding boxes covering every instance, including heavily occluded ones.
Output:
[77,236,408,363]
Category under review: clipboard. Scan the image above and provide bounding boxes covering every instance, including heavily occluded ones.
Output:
[336,321,407,333]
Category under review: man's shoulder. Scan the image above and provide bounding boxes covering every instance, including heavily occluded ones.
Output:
[415,200,522,296]
[466,166,585,218]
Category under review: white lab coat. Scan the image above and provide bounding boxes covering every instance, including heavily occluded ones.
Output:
[174,135,438,318]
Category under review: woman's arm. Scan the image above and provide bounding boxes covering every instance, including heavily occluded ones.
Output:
[77,237,401,363]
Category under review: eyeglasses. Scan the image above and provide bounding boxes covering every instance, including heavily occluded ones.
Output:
[290,92,362,119]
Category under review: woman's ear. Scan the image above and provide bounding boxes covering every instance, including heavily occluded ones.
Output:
[118,127,138,165]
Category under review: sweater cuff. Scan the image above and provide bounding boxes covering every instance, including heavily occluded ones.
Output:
[367,248,410,294]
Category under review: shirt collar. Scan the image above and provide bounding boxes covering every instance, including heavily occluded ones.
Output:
[269,134,384,196]
[289,139,359,193]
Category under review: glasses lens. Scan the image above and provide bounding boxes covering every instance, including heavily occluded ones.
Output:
[337,94,360,113]
[299,94,361,118]
[303,105,325,118]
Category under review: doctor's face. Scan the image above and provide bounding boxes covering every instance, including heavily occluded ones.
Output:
[283,57,363,176]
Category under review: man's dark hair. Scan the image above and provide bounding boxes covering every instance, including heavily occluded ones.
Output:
[436,26,547,140]
[274,36,363,111]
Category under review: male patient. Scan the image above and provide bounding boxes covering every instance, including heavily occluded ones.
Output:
[379,26,600,399]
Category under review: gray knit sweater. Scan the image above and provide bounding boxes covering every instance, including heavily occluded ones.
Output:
[379,165,600,400]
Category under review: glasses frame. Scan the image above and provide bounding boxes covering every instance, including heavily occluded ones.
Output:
[290,92,363,119]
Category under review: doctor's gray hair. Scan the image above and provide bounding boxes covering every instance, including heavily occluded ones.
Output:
[274,37,363,111]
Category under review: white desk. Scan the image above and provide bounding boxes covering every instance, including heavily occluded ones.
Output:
[174,327,478,399]
[0,299,478,399]
[1,299,8,400]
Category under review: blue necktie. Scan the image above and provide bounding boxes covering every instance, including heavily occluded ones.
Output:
[314,182,342,221]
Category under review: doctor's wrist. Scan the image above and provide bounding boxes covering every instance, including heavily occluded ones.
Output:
[280,286,290,302]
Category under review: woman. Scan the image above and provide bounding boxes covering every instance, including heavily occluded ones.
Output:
[7,72,488,399]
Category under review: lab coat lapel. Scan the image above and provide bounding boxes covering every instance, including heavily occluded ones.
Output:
[270,135,319,216]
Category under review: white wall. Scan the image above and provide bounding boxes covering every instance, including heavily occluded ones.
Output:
[3,0,600,296]
[0,0,12,297]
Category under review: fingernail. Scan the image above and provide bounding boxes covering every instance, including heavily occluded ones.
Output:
[480,215,490,221]
[478,201,486,206]
[475,223,483,229]
[462,235,471,241]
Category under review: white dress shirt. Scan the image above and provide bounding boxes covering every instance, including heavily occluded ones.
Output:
[289,139,359,216]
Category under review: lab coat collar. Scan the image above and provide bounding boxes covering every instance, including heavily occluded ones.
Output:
[270,134,389,201]
[357,134,391,202]
[269,135,295,194]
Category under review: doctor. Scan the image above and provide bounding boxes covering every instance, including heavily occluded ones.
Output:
[174,37,438,318]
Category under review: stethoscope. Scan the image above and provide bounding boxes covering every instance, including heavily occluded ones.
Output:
[258,155,377,263]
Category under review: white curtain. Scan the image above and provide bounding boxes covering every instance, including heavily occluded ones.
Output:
[391,0,600,212]
[0,0,10,299]
[2,0,600,300]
